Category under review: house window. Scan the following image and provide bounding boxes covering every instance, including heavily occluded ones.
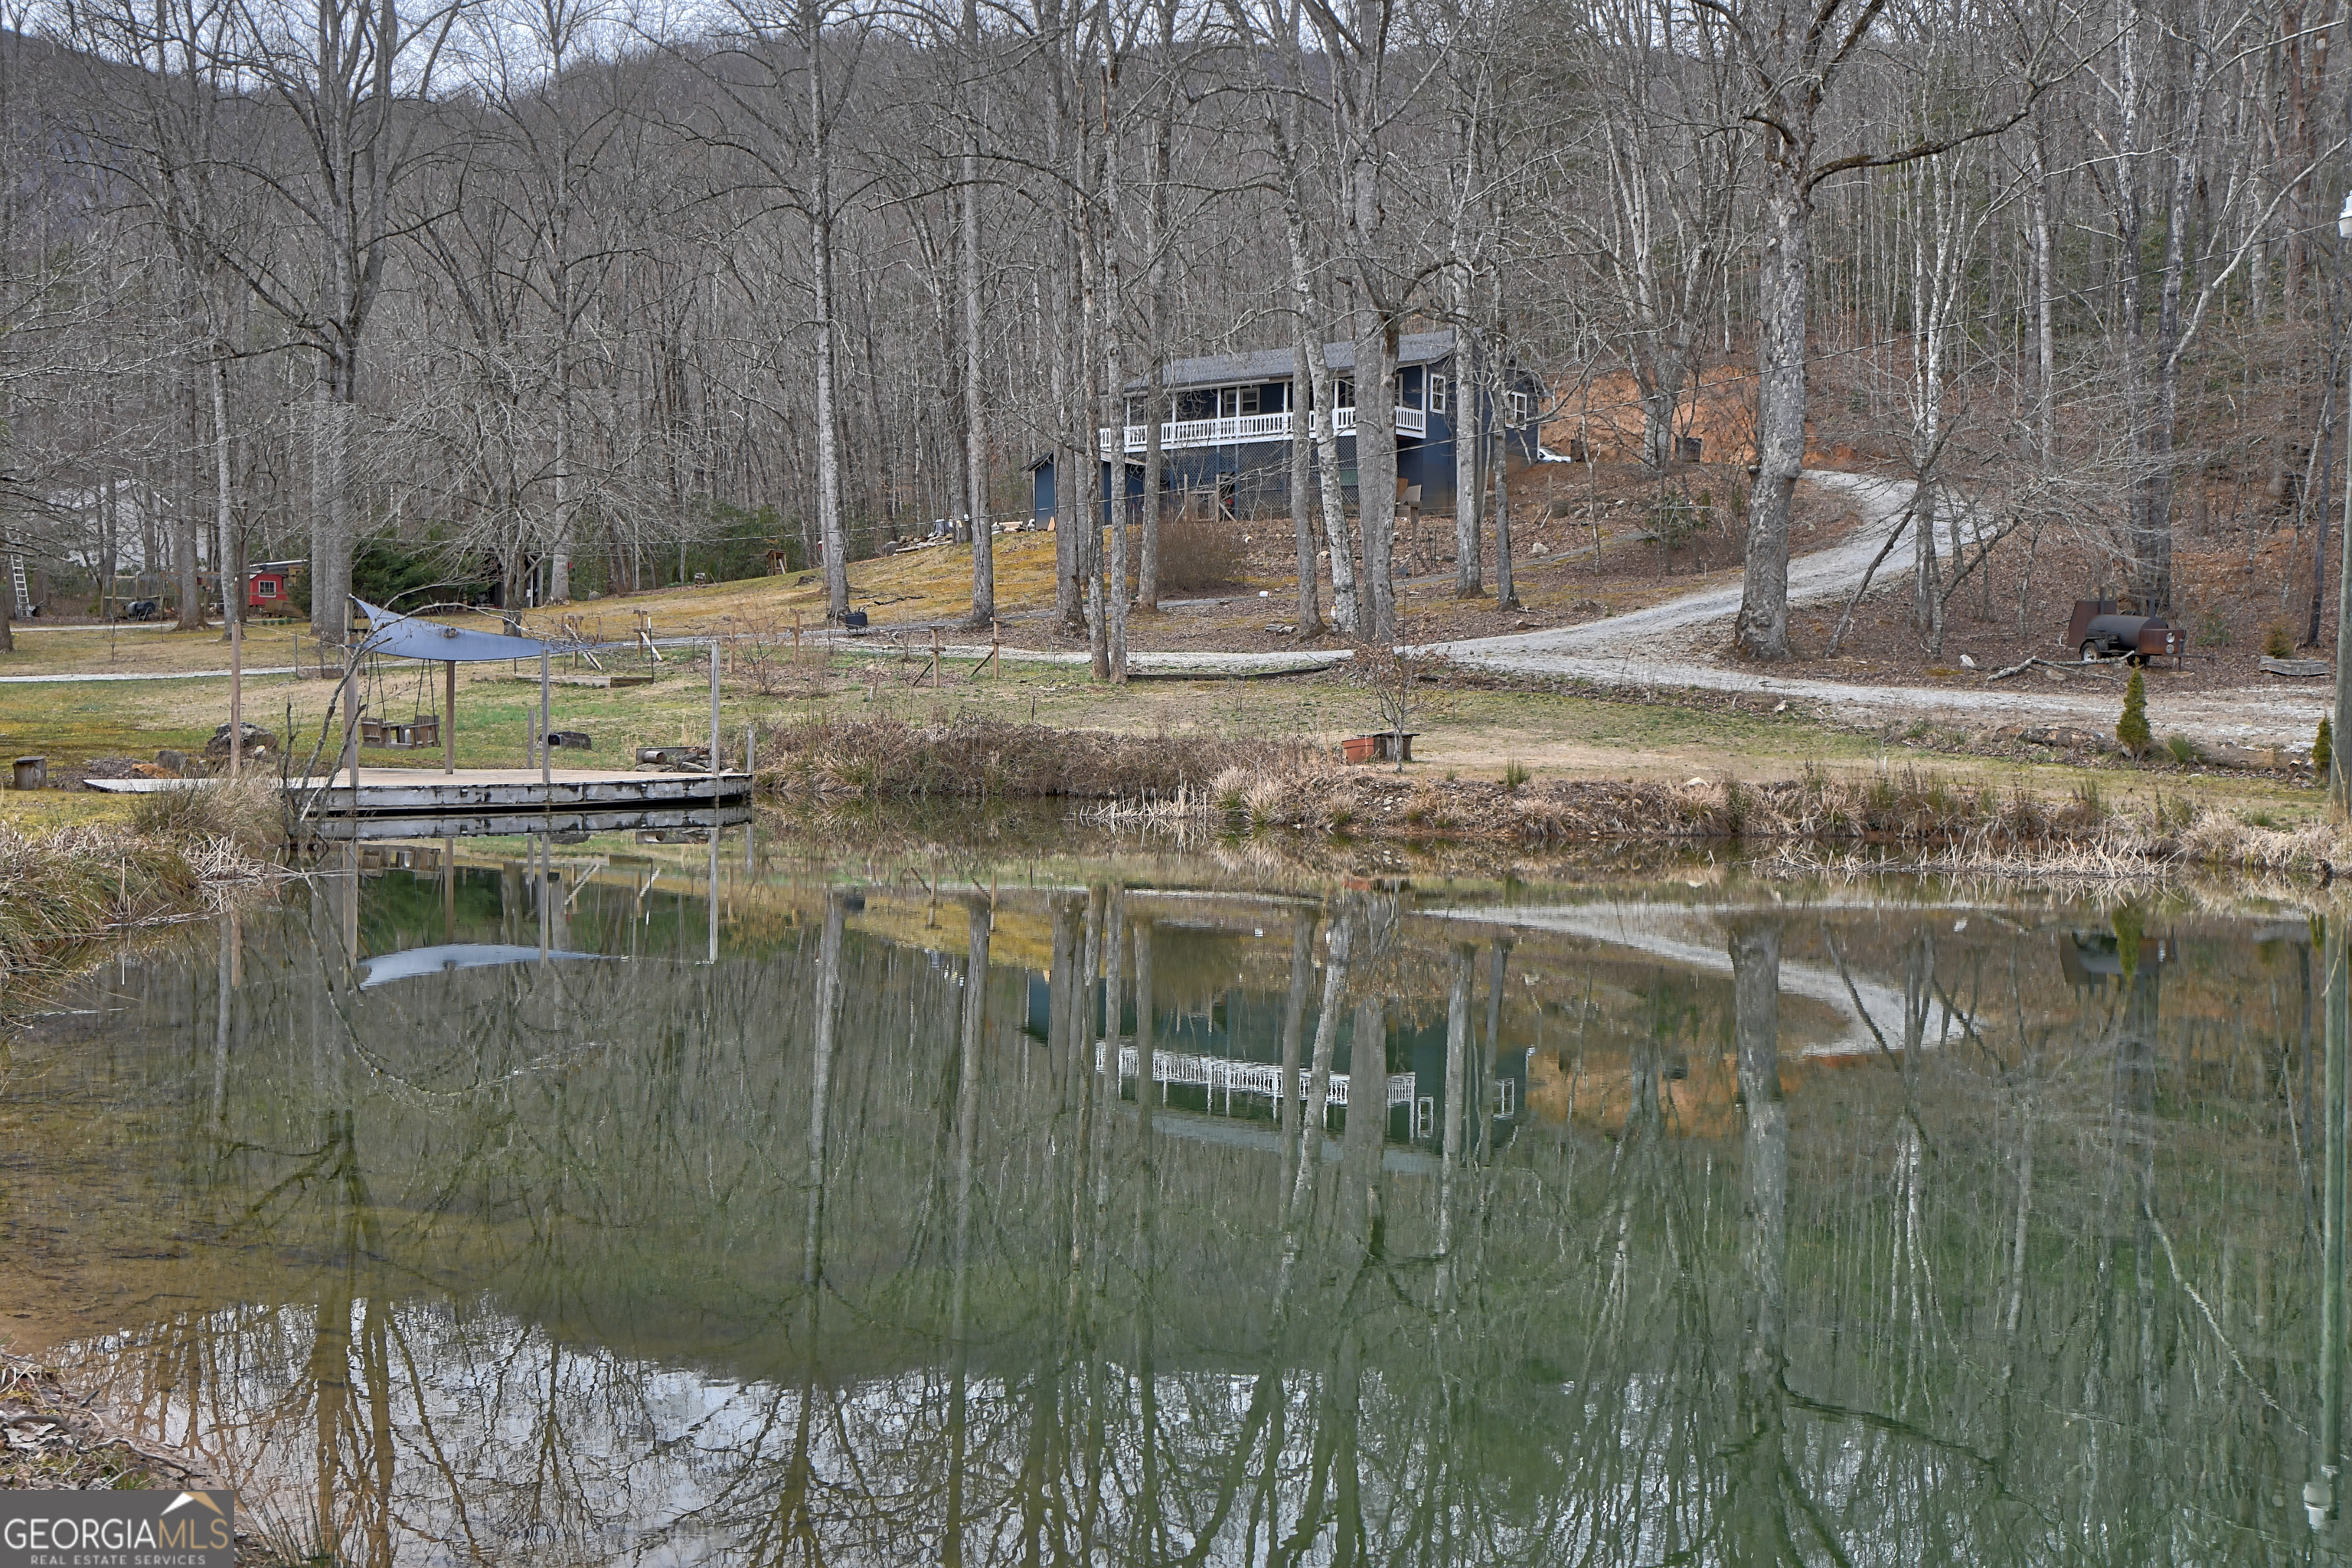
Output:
[1494,1079,1516,1118]
[1505,390,1531,424]
[1240,385,1259,416]
[257,580,277,599]
[1335,377,1354,407]
[1400,366,1422,410]
[1429,374,1447,413]
[1416,1096,1436,1138]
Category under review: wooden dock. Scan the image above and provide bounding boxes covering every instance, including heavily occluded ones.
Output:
[301,766,752,815]
[308,802,753,841]
[89,766,753,825]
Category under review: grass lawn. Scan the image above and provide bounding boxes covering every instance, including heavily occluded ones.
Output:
[0,789,135,831]
[0,533,1064,678]
[0,635,2327,837]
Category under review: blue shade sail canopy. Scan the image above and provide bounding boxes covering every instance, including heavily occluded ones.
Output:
[352,598,560,662]
[357,942,608,988]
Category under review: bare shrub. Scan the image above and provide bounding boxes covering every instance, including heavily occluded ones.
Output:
[127,778,283,852]
[1149,518,1247,593]
[1348,642,1452,757]
[728,616,833,697]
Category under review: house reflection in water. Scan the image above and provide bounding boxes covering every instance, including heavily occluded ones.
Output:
[1022,920,1535,1157]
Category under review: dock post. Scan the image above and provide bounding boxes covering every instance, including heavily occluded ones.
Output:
[228,617,243,782]
[707,818,720,965]
[709,639,721,791]
[338,659,359,807]
[539,648,552,786]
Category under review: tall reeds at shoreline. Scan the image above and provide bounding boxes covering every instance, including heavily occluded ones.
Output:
[0,792,279,1004]
[750,717,2350,879]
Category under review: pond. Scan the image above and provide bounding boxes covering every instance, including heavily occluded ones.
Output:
[0,825,2341,1564]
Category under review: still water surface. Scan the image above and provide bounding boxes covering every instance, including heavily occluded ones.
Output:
[0,831,2341,1563]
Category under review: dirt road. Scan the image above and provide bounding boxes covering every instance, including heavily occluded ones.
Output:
[1432,470,2330,753]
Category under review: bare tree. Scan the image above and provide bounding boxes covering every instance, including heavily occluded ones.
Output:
[1710,0,2043,658]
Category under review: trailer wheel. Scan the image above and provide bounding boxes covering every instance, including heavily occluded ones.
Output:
[2079,639,2101,663]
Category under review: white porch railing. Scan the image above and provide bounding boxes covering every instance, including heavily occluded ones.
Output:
[1097,404,1426,459]
[1097,1040,1415,1110]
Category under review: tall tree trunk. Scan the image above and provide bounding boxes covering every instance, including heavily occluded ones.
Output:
[1103,113,1129,682]
[1289,339,1324,635]
[175,367,203,631]
[1356,319,1400,644]
[1493,405,1515,611]
[1078,149,1109,677]
[2028,131,2056,470]
[1138,0,1174,612]
[813,214,849,619]
[1230,0,1355,633]
[1435,943,1472,1303]
[312,354,354,645]
[549,353,573,603]
[961,0,992,628]
[211,343,239,639]
[1277,913,1315,1194]
[945,893,986,1567]
[1736,173,1808,659]
[1454,327,1481,597]
[1729,916,1789,1558]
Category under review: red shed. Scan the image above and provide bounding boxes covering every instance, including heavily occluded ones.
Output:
[243,560,303,614]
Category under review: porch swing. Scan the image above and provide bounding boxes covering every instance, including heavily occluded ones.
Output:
[358,648,443,751]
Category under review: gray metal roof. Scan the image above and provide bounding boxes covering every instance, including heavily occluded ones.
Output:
[1130,329,1456,394]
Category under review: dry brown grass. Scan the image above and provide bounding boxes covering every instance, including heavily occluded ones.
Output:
[753,718,2352,879]
[126,778,283,853]
[0,820,276,1004]
[0,1349,217,1492]
[1106,759,2352,879]
[756,716,1315,802]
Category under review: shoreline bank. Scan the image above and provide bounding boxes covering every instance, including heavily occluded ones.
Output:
[753,716,2348,880]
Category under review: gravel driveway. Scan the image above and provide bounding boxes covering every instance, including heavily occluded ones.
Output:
[1429,471,2331,753]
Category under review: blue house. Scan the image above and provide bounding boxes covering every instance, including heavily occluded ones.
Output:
[1028,328,1544,526]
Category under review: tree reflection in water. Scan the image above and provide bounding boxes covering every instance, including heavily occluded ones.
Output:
[27,853,2352,1564]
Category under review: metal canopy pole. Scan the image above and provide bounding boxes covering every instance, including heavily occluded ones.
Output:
[444,660,456,776]
[539,648,552,786]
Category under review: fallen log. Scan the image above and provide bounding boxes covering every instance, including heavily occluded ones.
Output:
[1986,655,2128,684]
[2259,655,2331,678]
